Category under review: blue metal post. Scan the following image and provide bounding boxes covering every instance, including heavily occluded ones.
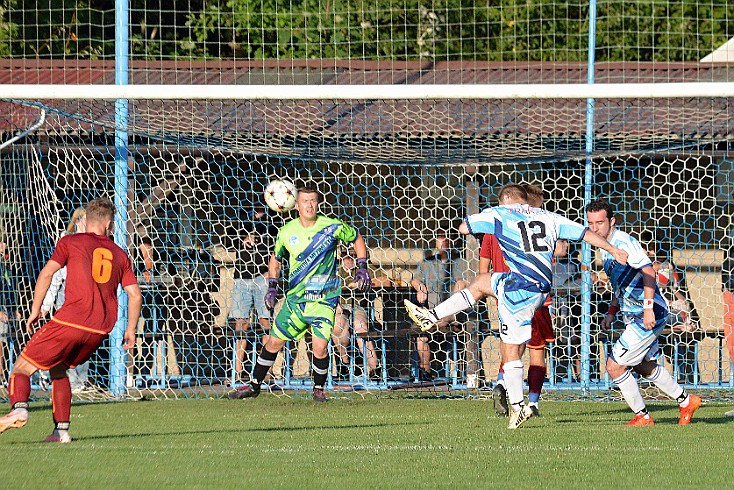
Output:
[581,0,598,391]
[110,0,130,396]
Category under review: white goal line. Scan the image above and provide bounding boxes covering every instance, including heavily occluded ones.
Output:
[1,82,733,100]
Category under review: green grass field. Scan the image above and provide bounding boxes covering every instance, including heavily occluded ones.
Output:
[1,396,732,489]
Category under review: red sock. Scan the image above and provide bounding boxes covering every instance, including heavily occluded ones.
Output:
[51,377,72,425]
[528,365,546,397]
[498,362,504,374]
[9,373,31,409]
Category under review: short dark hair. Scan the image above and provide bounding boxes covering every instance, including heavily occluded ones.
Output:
[586,199,614,220]
[85,198,115,223]
[523,183,544,207]
[498,184,528,203]
[297,185,321,202]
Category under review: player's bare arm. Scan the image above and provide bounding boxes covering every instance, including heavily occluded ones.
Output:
[352,233,368,262]
[641,265,657,330]
[601,296,620,331]
[582,230,629,265]
[479,255,490,274]
[123,283,143,350]
[267,253,282,281]
[26,259,63,334]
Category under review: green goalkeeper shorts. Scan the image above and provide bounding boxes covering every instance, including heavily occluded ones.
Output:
[271,296,339,341]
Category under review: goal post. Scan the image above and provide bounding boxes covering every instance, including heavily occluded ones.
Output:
[3,82,734,100]
[1,82,733,400]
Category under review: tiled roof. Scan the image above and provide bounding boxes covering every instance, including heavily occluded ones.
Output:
[2,59,733,163]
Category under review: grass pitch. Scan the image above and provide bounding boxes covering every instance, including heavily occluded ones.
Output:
[1,396,732,489]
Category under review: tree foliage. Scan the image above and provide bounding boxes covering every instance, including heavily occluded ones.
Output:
[0,0,731,62]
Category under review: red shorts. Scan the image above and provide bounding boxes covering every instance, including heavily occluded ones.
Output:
[527,305,555,350]
[21,320,107,371]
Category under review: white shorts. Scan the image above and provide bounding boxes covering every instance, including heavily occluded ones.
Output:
[229,275,270,320]
[491,272,548,345]
[610,311,666,367]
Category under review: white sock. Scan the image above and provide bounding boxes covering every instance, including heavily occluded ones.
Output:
[12,408,29,418]
[432,289,476,321]
[645,365,685,402]
[503,359,525,411]
[613,370,647,414]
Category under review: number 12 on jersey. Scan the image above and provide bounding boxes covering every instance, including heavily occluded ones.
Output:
[517,221,550,253]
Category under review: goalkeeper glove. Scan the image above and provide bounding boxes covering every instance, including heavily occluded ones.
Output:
[265,278,279,311]
[353,258,372,293]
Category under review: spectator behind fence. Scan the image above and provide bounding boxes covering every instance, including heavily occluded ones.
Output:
[127,160,189,238]
[0,198,142,443]
[640,231,700,385]
[410,234,462,382]
[228,208,278,382]
[587,199,701,426]
[227,184,370,403]
[332,245,380,380]
[128,162,190,384]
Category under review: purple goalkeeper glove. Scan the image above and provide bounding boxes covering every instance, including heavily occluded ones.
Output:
[353,258,372,293]
[264,278,279,311]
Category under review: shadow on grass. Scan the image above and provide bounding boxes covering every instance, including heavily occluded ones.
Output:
[7,420,428,444]
[554,404,734,425]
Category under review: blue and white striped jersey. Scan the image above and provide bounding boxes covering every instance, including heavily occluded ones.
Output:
[600,228,665,315]
[465,203,587,292]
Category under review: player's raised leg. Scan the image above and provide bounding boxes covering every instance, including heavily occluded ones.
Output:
[405,275,489,331]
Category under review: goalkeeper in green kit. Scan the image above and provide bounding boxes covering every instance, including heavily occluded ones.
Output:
[228,184,371,402]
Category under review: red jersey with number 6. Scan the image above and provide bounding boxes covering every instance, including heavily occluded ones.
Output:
[49,232,138,335]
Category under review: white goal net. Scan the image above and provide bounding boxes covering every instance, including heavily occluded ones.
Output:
[2,75,734,401]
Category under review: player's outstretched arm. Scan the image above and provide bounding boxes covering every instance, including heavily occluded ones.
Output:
[123,283,142,350]
[582,230,629,265]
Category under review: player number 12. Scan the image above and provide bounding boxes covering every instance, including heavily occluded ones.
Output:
[517,221,550,253]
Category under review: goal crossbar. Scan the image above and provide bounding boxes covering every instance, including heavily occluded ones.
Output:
[2,82,734,100]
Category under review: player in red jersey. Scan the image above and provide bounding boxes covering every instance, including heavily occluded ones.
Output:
[0,198,142,443]
[480,184,554,417]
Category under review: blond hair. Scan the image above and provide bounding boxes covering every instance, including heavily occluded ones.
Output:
[84,199,116,224]
[66,207,86,233]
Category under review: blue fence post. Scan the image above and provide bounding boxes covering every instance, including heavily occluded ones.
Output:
[581,0,598,392]
[110,0,130,397]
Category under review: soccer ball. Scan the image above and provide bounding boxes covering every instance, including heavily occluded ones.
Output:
[264,179,297,212]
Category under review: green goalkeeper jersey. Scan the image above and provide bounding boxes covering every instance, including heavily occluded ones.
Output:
[274,215,358,303]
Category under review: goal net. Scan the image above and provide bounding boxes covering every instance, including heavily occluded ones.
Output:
[2,77,733,401]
